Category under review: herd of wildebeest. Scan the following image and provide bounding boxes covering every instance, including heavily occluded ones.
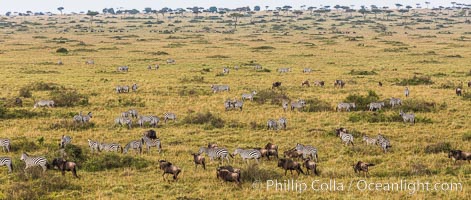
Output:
[0,59,470,183]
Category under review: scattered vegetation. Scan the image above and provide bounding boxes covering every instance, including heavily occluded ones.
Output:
[424,142,451,154]
[254,89,289,105]
[344,90,380,111]
[396,75,434,86]
[182,111,225,129]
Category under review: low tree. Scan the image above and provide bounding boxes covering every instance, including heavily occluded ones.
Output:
[229,13,244,30]
[86,10,99,30]
[57,7,64,15]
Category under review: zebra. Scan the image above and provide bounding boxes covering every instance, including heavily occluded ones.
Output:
[291,100,306,111]
[254,65,262,70]
[141,135,162,154]
[57,60,63,65]
[117,66,129,72]
[128,109,139,118]
[223,67,230,74]
[404,87,410,97]
[99,143,123,153]
[303,68,312,73]
[166,58,176,64]
[337,130,354,146]
[59,135,72,148]
[211,85,230,93]
[314,80,325,87]
[0,138,10,152]
[376,134,392,153]
[241,91,257,101]
[295,143,319,162]
[121,86,130,93]
[278,68,290,73]
[224,99,233,111]
[81,112,92,123]
[20,153,48,172]
[121,111,129,118]
[73,112,84,123]
[0,157,13,173]
[233,65,239,70]
[164,112,177,123]
[267,119,278,130]
[155,64,159,70]
[337,102,356,112]
[334,80,346,88]
[362,136,377,146]
[88,139,100,153]
[232,148,262,164]
[282,100,289,112]
[147,65,152,70]
[231,99,243,111]
[278,117,287,130]
[132,83,138,92]
[198,147,231,165]
[33,100,55,108]
[85,60,94,65]
[123,140,142,154]
[115,117,132,129]
[137,115,159,128]
[399,110,415,124]
[389,97,402,107]
[368,102,385,111]
[116,86,122,93]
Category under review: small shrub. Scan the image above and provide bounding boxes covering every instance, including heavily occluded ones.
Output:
[348,70,377,75]
[64,144,86,163]
[256,68,271,73]
[348,112,403,123]
[401,99,437,112]
[396,75,434,86]
[19,87,32,98]
[10,136,40,152]
[82,154,150,172]
[241,163,281,182]
[255,89,289,105]
[462,132,471,141]
[345,90,380,111]
[179,76,205,83]
[424,142,451,154]
[304,98,333,112]
[27,81,62,91]
[182,111,225,128]
[48,120,95,131]
[56,47,68,54]
[462,93,471,101]
[50,89,89,107]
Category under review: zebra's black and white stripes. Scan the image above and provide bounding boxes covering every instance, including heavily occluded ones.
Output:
[60,135,72,148]
[0,157,13,173]
[337,130,354,146]
[295,143,319,162]
[164,112,177,123]
[278,117,287,130]
[99,143,123,153]
[198,147,230,165]
[399,110,415,124]
[138,115,159,127]
[123,140,142,154]
[0,138,11,152]
[376,134,392,153]
[141,136,162,154]
[232,148,261,163]
[20,153,48,172]
[88,139,100,153]
[267,119,278,130]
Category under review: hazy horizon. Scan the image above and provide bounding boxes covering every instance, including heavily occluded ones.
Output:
[1,0,458,14]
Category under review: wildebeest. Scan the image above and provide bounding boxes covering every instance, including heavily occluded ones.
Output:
[378,82,383,87]
[216,166,241,184]
[353,161,375,177]
[334,80,345,88]
[278,158,304,176]
[34,100,55,108]
[456,88,462,96]
[52,158,79,178]
[303,158,319,175]
[468,81,471,87]
[143,129,157,139]
[314,80,325,87]
[191,153,206,170]
[448,150,470,163]
[272,82,282,89]
[283,148,303,160]
[301,80,310,87]
[159,160,181,181]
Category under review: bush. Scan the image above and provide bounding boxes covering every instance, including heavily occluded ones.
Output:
[10,136,40,152]
[255,89,289,105]
[256,68,271,73]
[304,98,333,112]
[348,70,377,75]
[56,47,69,54]
[241,163,281,182]
[182,111,225,128]
[1,109,50,119]
[462,132,471,141]
[50,89,89,107]
[82,154,150,172]
[7,174,81,199]
[396,75,434,86]
[64,144,85,163]
[400,99,438,112]
[345,90,380,111]
[26,81,63,91]
[462,93,471,101]
[48,120,95,131]
[0,102,7,118]
[348,112,403,123]
[19,87,32,98]
[425,142,451,154]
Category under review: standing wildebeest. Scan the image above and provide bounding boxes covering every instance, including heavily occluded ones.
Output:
[143,129,157,139]
[448,150,471,163]
[191,153,206,170]
[216,166,241,184]
[301,80,310,87]
[34,100,55,108]
[468,81,471,88]
[272,82,282,89]
[278,158,304,176]
[399,110,415,124]
[404,87,410,97]
[52,158,79,178]
[334,80,345,88]
[378,82,383,87]
[353,161,375,177]
[159,160,181,181]
[456,88,462,96]
[303,158,319,175]
[283,148,303,160]
[314,80,325,87]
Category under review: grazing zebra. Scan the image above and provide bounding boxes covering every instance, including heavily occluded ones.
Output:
[368,102,385,111]
[295,143,319,162]
[376,134,392,153]
[132,83,138,92]
[166,58,176,64]
[73,112,84,123]
[88,139,100,153]
[141,136,162,154]
[232,148,262,164]
[399,110,415,124]
[337,102,356,112]
[404,87,410,97]
[254,65,262,70]
[362,136,377,146]
[334,80,345,88]
[231,99,243,111]
[0,157,13,173]
[121,86,130,93]
[20,153,49,172]
[81,112,92,123]
[57,60,63,65]
[0,138,11,152]
[223,67,230,74]
[267,119,278,130]
[116,86,122,93]
[278,68,290,73]
[337,130,354,146]
[85,60,94,65]
[59,135,72,148]
[303,68,312,73]
[128,109,139,118]
[115,117,132,129]
[241,91,257,101]
[282,100,289,112]
[278,117,287,130]
[211,85,230,93]
[164,112,177,123]
[233,65,239,70]
[137,115,159,128]
[121,111,129,118]
[314,80,325,87]
[198,147,231,165]
[99,143,123,153]
[389,97,402,107]
[147,65,152,70]
[33,100,55,108]
[117,66,129,72]
[291,100,306,111]
[224,99,233,111]
[123,140,142,154]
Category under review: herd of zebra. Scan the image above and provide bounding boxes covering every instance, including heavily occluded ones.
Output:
[116,83,138,93]
[114,109,177,129]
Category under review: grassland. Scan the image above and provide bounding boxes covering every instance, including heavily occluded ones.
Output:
[0,10,470,199]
